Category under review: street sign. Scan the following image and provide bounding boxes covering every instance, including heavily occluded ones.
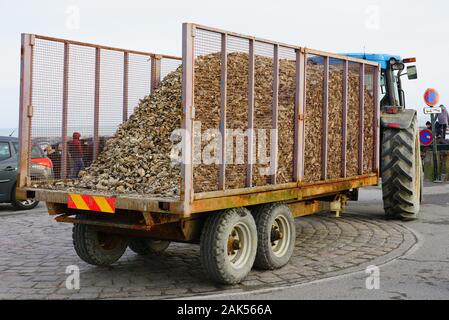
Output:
[424,107,442,115]
[420,129,433,146]
[424,88,440,107]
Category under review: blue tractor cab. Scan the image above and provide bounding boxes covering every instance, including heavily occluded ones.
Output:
[342,53,401,70]
[341,53,418,111]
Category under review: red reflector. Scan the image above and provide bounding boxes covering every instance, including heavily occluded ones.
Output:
[387,123,401,129]
[403,58,416,63]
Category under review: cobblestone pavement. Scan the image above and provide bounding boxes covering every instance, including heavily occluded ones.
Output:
[0,202,415,300]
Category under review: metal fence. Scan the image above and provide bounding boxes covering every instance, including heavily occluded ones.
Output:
[181,23,380,204]
[18,34,181,186]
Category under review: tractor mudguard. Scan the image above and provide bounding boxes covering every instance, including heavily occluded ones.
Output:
[380,109,417,130]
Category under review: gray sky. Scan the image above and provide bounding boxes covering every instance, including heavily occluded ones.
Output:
[0,0,448,130]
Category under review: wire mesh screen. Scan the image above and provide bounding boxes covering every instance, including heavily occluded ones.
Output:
[161,58,182,80]
[347,62,361,177]
[67,44,95,177]
[193,29,222,193]
[364,65,376,174]
[27,35,180,187]
[304,55,324,182]
[252,41,274,187]
[277,46,296,184]
[327,58,344,180]
[128,54,151,118]
[30,38,64,182]
[225,36,249,190]
[99,49,124,147]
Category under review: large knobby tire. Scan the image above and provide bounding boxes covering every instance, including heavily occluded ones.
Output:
[252,203,296,270]
[200,208,257,285]
[72,221,128,266]
[128,238,170,255]
[381,116,421,221]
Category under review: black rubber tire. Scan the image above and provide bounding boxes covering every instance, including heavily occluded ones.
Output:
[252,203,296,270]
[200,208,257,285]
[10,185,39,211]
[381,115,421,221]
[72,220,128,266]
[128,239,170,255]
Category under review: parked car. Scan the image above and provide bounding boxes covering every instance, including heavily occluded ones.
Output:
[0,136,53,210]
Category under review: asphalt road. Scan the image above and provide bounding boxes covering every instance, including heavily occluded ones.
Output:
[202,183,449,300]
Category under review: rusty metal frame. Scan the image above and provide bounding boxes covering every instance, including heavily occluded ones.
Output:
[271,44,280,185]
[373,65,381,173]
[358,63,365,175]
[322,56,330,180]
[61,42,70,180]
[191,174,378,214]
[123,52,129,122]
[30,174,378,216]
[219,33,228,190]
[18,33,182,188]
[33,34,181,61]
[181,23,195,215]
[92,48,101,161]
[342,60,349,178]
[305,48,379,67]
[150,55,162,95]
[18,34,34,188]
[294,48,306,183]
[246,39,255,188]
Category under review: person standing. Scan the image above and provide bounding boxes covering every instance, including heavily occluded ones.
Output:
[437,105,449,140]
[68,132,85,178]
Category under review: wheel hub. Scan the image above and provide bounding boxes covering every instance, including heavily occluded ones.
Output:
[228,230,241,256]
[271,226,283,245]
[270,216,291,258]
[226,223,252,269]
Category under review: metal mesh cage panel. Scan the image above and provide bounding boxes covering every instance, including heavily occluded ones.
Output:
[304,55,324,182]
[277,46,296,184]
[347,62,361,177]
[30,39,64,182]
[364,65,376,174]
[161,58,182,81]
[128,54,151,118]
[193,29,222,193]
[26,35,180,187]
[67,44,96,176]
[252,41,274,187]
[327,58,344,180]
[99,49,124,141]
[225,36,249,190]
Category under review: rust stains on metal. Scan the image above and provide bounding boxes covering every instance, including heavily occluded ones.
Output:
[288,200,321,218]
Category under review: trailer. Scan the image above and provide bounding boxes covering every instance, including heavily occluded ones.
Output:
[16,23,422,285]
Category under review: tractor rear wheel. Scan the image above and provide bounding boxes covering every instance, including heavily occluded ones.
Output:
[381,116,421,220]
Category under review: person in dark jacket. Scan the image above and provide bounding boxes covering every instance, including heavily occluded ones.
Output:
[68,132,85,178]
[437,105,449,140]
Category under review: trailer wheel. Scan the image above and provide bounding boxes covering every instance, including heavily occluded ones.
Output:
[72,221,128,266]
[252,203,296,270]
[381,115,421,221]
[200,208,257,285]
[128,238,170,255]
